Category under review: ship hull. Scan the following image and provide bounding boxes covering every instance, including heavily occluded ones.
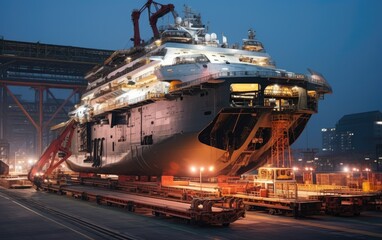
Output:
[66,74,313,176]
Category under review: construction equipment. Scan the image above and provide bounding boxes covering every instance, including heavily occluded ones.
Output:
[131,0,177,47]
[28,120,76,185]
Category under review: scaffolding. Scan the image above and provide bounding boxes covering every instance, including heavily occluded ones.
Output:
[270,114,293,168]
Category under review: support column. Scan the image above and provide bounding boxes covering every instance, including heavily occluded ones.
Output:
[0,85,10,165]
[35,87,45,157]
[0,85,6,140]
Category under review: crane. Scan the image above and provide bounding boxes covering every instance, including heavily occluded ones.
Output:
[131,0,177,47]
[28,120,76,184]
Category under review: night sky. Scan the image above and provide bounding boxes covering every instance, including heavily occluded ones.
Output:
[1,0,381,149]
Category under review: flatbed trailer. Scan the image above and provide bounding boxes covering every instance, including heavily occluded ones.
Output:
[39,183,245,226]
[40,173,323,218]
[233,193,323,217]
[309,194,364,216]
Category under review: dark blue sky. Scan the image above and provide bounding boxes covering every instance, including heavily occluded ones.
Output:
[1,0,381,149]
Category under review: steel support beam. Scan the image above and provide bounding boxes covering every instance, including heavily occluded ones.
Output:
[38,87,44,157]
[5,85,39,130]
[0,38,113,161]
[0,85,5,139]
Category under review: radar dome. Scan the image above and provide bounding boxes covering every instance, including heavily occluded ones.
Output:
[205,34,211,42]
[175,17,182,25]
[211,33,217,41]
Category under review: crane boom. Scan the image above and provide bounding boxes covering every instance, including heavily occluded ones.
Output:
[131,0,176,47]
[28,120,76,182]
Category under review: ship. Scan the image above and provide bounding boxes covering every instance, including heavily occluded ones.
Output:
[64,1,332,177]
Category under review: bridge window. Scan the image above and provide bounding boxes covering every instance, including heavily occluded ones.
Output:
[173,54,209,65]
[230,83,260,107]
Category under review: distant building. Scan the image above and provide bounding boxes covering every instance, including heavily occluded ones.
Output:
[336,111,381,154]
[321,127,336,152]
[319,111,382,171]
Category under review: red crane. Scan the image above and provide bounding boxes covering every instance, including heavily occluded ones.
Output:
[131,0,176,47]
[28,120,76,183]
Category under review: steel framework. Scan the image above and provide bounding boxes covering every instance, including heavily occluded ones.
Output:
[0,38,114,160]
[270,114,293,168]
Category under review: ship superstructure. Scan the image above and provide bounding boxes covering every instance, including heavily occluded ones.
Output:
[65,1,332,177]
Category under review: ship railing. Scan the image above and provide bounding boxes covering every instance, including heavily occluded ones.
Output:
[306,75,332,92]
[127,92,165,105]
[87,60,148,91]
[92,92,166,115]
[169,70,308,92]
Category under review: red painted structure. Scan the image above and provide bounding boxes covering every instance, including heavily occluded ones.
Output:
[131,0,176,47]
[28,120,76,181]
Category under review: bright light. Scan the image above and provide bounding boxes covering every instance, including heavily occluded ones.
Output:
[191,165,214,173]
[364,168,371,172]
[191,166,214,173]
[343,167,349,172]
[154,39,162,46]
[292,167,299,171]
[375,121,382,125]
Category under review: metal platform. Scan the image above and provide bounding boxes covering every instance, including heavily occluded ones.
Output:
[233,193,322,217]
[0,38,114,87]
[38,183,245,226]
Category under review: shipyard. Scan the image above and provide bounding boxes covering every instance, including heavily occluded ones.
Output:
[1,0,382,239]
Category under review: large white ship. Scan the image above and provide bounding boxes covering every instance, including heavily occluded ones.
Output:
[65,1,332,177]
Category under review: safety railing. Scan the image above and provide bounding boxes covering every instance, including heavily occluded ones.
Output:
[169,69,330,92]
